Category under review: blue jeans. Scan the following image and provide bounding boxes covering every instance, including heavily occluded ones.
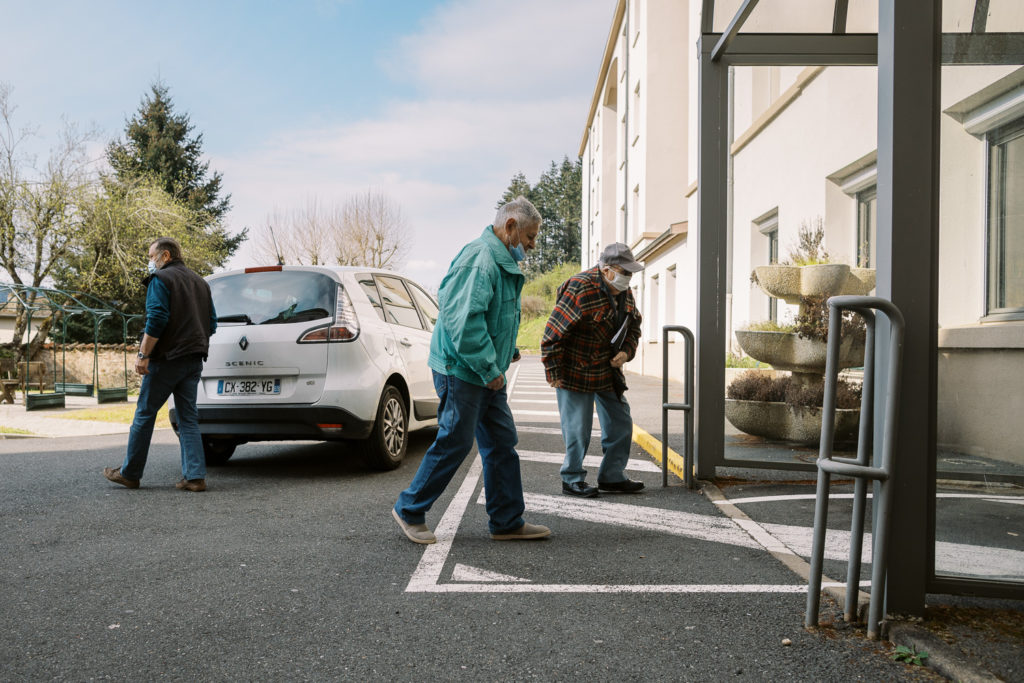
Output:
[556,388,632,485]
[121,355,206,481]
[395,371,525,535]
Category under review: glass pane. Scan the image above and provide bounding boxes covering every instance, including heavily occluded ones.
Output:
[407,282,439,332]
[937,60,1024,583]
[846,0,878,33]
[725,64,876,466]
[209,271,335,325]
[356,274,386,322]
[945,0,1024,33]
[712,0,844,34]
[988,125,1024,313]
[375,276,423,330]
[988,1,1024,32]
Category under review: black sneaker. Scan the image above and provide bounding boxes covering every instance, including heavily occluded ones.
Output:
[562,481,599,498]
[597,478,645,493]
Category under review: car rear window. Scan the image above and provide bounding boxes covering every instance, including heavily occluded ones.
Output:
[210,271,336,325]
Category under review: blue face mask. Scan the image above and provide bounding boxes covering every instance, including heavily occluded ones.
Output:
[510,243,526,262]
[146,259,158,275]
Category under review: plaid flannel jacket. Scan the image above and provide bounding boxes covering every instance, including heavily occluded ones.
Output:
[541,266,642,393]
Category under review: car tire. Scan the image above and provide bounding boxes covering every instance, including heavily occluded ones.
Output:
[203,439,237,466]
[365,385,407,470]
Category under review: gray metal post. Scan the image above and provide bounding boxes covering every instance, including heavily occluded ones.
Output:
[844,316,875,622]
[661,325,695,489]
[875,0,940,617]
[806,296,904,640]
[695,36,729,480]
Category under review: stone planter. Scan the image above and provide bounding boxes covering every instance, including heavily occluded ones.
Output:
[725,399,860,445]
[845,267,876,296]
[752,265,801,304]
[753,263,874,304]
[734,330,865,374]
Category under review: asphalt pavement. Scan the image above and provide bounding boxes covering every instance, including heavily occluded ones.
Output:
[0,356,1019,681]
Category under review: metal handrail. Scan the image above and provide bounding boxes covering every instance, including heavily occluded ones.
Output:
[661,325,695,489]
[805,295,905,641]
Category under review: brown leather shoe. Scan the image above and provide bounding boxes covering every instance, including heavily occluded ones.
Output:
[103,467,140,489]
[175,478,207,492]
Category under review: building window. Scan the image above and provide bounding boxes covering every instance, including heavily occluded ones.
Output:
[665,265,677,328]
[649,273,660,341]
[758,211,779,323]
[857,187,877,268]
[987,120,1024,320]
[633,81,641,146]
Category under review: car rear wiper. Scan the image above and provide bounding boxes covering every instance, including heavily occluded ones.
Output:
[217,313,254,324]
[260,307,331,324]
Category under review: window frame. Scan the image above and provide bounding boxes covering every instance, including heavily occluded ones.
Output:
[857,186,878,269]
[984,118,1024,322]
[373,275,425,331]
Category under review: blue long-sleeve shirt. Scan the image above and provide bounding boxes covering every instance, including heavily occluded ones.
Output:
[145,277,218,338]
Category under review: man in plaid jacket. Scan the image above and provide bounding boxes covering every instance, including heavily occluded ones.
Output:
[541,243,645,498]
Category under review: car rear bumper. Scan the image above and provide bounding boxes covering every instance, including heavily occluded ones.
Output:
[170,404,374,440]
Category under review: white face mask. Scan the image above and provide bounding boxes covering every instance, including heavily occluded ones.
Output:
[603,267,631,291]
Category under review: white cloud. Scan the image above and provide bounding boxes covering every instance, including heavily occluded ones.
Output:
[385,0,613,98]
[221,0,617,289]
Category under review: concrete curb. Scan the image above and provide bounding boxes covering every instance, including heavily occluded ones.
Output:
[887,622,1003,682]
[629,425,1004,683]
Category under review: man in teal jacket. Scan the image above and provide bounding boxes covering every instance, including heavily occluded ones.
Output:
[393,197,551,544]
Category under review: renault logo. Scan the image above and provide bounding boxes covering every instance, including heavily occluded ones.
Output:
[239,336,249,351]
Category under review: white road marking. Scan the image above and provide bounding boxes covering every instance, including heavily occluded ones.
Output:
[510,399,558,405]
[516,449,662,472]
[411,582,842,594]
[719,492,1024,505]
[474,490,762,550]
[405,460,484,592]
[512,410,562,417]
[759,522,1024,580]
[451,564,531,583]
[516,426,597,437]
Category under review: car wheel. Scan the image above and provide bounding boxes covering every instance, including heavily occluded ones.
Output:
[203,439,237,466]
[366,385,407,470]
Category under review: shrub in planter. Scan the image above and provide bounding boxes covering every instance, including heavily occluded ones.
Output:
[727,370,861,409]
[794,295,867,345]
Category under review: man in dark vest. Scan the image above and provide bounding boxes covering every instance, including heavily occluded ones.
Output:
[104,237,217,492]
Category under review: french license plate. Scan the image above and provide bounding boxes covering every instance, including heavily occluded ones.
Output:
[217,378,281,396]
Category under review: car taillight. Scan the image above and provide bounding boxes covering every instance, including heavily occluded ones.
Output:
[297,283,360,343]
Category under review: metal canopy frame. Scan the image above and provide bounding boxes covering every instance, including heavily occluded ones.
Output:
[0,284,140,406]
[696,0,1024,614]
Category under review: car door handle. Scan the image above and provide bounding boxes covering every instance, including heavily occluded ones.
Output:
[399,338,413,347]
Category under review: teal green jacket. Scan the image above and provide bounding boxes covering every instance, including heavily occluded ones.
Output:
[428,225,524,387]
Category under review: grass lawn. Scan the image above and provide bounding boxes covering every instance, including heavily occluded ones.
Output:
[56,404,170,428]
[0,425,34,435]
[516,316,547,353]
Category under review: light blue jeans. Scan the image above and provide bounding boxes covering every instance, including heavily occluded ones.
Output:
[121,355,206,481]
[556,388,632,485]
[395,371,525,535]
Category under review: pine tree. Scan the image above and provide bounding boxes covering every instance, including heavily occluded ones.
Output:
[106,82,243,255]
[496,157,581,277]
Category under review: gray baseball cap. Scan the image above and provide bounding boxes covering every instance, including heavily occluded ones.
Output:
[599,242,644,273]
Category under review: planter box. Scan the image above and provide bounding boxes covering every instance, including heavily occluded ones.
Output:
[734,330,865,374]
[725,398,860,445]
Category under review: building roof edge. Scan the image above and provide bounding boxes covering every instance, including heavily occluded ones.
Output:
[578,0,627,159]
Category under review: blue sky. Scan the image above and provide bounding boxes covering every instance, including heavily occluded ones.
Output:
[2,0,617,288]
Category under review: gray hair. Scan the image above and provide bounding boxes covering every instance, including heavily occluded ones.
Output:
[494,196,541,230]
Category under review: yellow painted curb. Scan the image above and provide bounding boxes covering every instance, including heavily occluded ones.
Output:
[632,423,689,483]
